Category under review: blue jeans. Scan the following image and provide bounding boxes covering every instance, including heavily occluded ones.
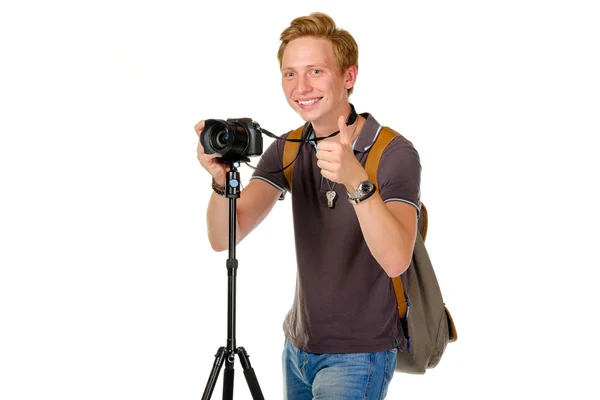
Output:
[282,339,397,399]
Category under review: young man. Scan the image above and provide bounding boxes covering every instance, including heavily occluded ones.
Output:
[195,12,421,399]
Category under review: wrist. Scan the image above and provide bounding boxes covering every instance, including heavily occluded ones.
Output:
[211,177,226,196]
[344,172,369,193]
[348,184,376,205]
[346,177,376,205]
[213,175,226,187]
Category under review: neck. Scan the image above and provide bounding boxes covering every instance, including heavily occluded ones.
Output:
[311,103,353,138]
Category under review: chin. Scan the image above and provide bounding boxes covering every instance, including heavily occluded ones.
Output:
[295,107,323,123]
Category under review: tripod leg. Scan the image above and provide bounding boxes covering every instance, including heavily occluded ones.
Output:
[202,347,227,400]
[223,354,235,400]
[237,347,265,400]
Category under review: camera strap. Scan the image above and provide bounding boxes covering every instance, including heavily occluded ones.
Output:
[246,103,358,175]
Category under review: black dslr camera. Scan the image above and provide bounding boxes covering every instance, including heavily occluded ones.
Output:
[200,118,263,162]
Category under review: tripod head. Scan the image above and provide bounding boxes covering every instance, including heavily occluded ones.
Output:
[224,160,243,199]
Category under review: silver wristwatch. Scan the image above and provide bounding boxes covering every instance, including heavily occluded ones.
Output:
[347,179,376,204]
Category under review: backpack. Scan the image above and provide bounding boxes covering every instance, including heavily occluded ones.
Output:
[282,124,458,374]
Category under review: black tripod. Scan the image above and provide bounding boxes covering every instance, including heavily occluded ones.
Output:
[202,161,265,400]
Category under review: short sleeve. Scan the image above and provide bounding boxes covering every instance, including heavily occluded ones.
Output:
[250,131,291,200]
[376,136,422,217]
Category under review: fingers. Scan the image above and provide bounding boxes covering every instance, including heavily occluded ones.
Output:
[317,159,337,173]
[338,115,352,145]
[194,118,230,185]
[195,119,222,161]
[197,142,220,162]
[315,146,340,163]
[197,143,220,162]
[197,133,223,163]
[315,140,339,152]
[195,119,221,159]
[194,120,205,137]
[318,161,340,183]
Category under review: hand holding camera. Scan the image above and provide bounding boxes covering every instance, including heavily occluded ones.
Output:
[195,117,265,185]
[194,119,229,185]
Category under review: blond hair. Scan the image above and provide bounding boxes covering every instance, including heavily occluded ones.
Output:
[277,12,359,96]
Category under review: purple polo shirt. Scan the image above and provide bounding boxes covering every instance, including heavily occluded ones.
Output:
[250,113,421,353]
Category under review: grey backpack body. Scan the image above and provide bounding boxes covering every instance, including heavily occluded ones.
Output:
[365,127,458,374]
[394,204,457,373]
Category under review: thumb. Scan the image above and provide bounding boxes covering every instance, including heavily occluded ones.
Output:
[338,115,352,146]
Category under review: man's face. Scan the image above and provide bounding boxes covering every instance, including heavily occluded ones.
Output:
[281,36,355,126]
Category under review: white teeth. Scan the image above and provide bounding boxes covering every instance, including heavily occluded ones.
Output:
[298,99,319,105]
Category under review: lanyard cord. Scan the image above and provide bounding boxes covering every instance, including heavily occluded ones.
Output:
[245,103,358,174]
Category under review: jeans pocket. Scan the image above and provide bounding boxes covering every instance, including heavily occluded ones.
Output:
[384,348,397,380]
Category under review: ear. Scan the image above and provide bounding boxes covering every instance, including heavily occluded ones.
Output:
[343,65,358,91]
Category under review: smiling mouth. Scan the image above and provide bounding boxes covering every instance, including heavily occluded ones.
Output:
[297,98,321,106]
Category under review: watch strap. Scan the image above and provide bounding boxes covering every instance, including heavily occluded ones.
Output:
[348,183,377,205]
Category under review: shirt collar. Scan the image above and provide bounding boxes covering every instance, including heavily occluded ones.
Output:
[352,113,383,153]
[307,112,382,153]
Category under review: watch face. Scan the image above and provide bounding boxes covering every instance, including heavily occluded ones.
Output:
[359,181,373,192]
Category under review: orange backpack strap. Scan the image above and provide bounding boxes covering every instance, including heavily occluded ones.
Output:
[365,126,428,320]
[420,203,428,241]
[282,126,304,193]
[364,126,399,188]
[364,127,411,319]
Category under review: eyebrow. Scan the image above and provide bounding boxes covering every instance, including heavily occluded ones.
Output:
[282,64,329,72]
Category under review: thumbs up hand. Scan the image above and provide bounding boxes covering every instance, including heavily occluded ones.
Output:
[315,115,369,191]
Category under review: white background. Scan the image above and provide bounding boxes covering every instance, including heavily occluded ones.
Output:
[1,0,599,399]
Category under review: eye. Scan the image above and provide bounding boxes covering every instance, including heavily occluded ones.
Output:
[284,71,295,78]
[311,69,321,75]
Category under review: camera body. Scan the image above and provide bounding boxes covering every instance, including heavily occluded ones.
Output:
[200,118,263,162]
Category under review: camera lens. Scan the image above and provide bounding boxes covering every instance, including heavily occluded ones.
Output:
[214,129,229,150]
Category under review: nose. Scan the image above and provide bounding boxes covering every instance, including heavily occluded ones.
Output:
[296,75,311,94]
